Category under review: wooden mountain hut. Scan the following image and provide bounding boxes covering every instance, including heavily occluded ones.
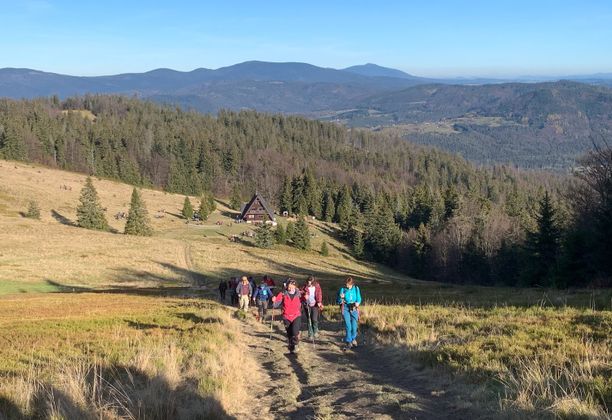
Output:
[239,192,277,225]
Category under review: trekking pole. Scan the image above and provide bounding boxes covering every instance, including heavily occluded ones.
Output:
[269,307,274,341]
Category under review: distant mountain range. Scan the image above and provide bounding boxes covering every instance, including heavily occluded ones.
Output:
[1,61,611,169]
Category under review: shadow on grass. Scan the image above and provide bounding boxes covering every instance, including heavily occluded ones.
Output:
[50,209,77,227]
[0,363,236,419]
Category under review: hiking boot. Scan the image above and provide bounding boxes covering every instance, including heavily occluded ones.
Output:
[343,343,352,351]
[351,340,358,347]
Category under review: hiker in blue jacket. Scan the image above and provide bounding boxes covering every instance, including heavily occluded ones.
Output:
[253,278,273,322]
[337,277,362,350]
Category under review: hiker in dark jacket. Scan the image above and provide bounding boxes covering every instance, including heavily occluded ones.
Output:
[337,277,362,350]
[253,279,273,322]
[301,276,323,338]
[230,277,240,305]
[236,276,253,311]
[273,278,303,354]
[218,280,228,302]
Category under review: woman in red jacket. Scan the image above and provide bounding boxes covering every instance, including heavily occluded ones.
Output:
[272,278,303,354]
[301,275,323,338]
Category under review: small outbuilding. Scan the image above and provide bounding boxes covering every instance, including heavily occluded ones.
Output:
[239,192,277,225]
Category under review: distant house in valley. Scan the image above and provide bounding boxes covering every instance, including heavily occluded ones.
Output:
[239,192,277,225]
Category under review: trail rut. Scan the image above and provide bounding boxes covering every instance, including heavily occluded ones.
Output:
[234,309,476,420]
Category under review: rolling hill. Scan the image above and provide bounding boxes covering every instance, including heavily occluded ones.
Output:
[1,62,612,168]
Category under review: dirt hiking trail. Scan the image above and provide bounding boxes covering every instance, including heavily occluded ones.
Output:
[234,308,478,420]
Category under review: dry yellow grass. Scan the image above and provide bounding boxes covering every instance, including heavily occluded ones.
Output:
[0,293,260,419]
[0,159,414,294]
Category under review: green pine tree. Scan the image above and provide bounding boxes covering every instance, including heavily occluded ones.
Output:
[76,177,109,231]
[182,196,194,220]
[292,217,311,250]
[322,189,335,222]
[198,191,215,220]
[255,223,275,249]
[352,230,365,259]
[124,188,153,236]
[522,191,561,286]
[279,176,293,213]
[25,200,41,220]
[275,224,287,245]
[229,184,242,211]
[364,202,402,263]
[334,186,352,224]
[320,241,329,256]
[286,221,295,243]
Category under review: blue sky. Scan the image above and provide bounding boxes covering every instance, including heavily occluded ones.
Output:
[1,0,611,77]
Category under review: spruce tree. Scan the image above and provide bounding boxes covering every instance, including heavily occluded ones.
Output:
[286,221,295,243]
[412,223,432,277]
[322,189,335,222]
[364,203,402,263]
[279,177,293,214]
[291,176,307,215]
[25,200,41,220]
[182,196,194,220]
[255,223,275,248]
[523,191,561,286]
[320,241,329,256]
[335,186,352,224]
[76,177,109,231]
[443,186,459,220]
[124,188,153,236]
[292,217,311,250]
[352,230,365,259]
[229,184,242,211]
[275,224,287,245]
[198,191,215,220]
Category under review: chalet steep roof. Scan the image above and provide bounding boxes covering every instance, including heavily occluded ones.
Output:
[239,192,275,221]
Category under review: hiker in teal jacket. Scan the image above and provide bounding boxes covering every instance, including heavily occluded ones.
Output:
[337,277,362,350]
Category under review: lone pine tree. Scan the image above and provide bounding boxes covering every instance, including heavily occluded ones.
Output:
[25,200,41,220]
[182,196,194,220]
[76,177,109,231]
[124,188,153,236]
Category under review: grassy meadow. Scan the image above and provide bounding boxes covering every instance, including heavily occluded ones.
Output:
[0,293,256,419]
[0,159,611,418]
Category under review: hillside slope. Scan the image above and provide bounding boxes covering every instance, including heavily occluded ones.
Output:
[0,160,414,294]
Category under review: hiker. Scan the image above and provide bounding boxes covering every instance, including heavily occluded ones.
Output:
[273,278,303,354]
[263,274,275,288]
[337,277,362,350]
[264,274,276,304]
[253,278,273,322]
[218,280,228,302]
[301,275,323,338]
[229,277,238,305]
[236,276,253,311]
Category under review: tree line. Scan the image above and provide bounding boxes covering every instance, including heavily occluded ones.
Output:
[1,95,609,287]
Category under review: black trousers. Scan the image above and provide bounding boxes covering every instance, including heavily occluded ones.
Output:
[219,289,226,301]
[304,305,320,335]
[283,316,301,349]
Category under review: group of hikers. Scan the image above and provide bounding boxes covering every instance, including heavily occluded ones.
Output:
[218,275,362,353]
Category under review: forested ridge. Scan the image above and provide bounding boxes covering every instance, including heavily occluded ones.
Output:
[1,95,610,287]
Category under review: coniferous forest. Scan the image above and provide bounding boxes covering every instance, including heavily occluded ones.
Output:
[0,95,610,288]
